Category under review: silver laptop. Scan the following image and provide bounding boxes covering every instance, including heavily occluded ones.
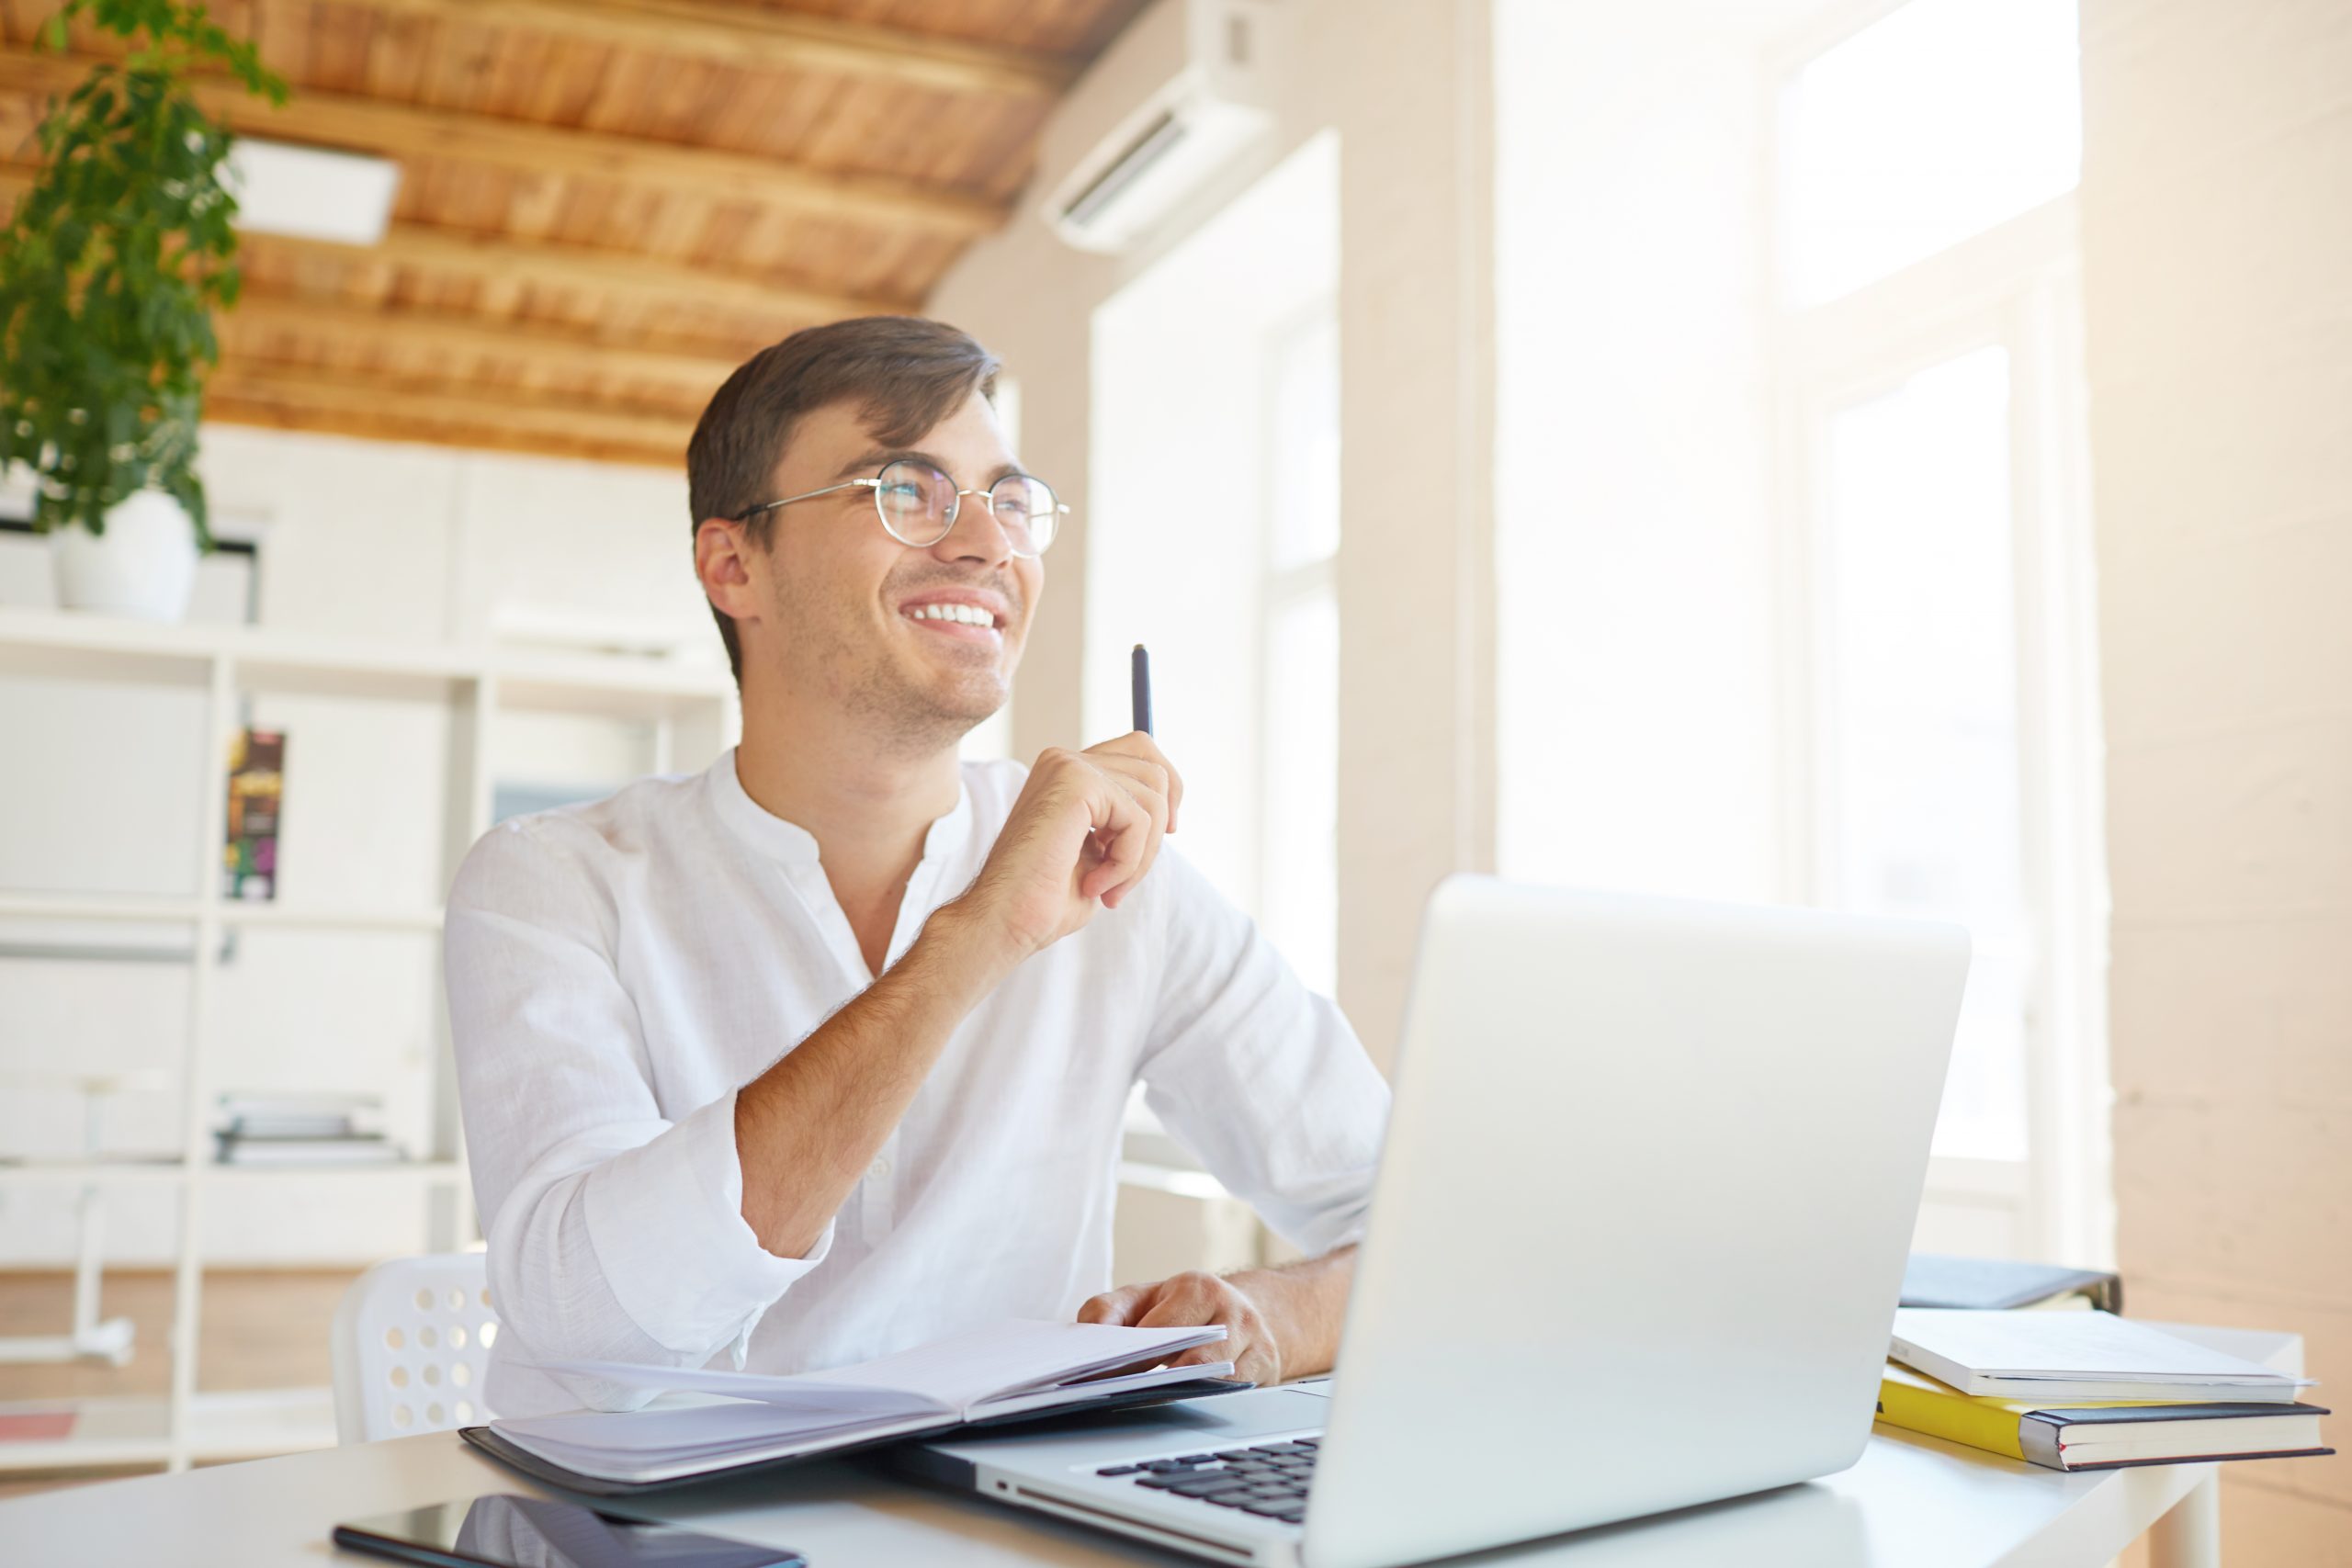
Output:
[898,876,1968,1568]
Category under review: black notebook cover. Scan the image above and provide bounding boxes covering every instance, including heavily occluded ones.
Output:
[2025,1401,2332,1429]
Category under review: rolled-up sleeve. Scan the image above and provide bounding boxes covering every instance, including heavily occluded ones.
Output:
[445,819,828,1414]
[1133,851,1390,1256]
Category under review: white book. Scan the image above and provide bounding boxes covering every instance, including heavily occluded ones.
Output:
[471,1319,1240,1490]
[217,1092,380,1120]
[1892,1309,2314,1404]
[215,1136,402,1165]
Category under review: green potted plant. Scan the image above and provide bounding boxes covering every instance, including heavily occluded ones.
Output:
[0,0,285,620]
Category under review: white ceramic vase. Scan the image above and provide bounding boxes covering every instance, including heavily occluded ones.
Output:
[49,490,199,622]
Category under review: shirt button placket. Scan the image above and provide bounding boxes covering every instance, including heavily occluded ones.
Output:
[862,1144,895,1230]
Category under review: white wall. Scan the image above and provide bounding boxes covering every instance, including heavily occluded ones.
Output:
[2079,0,2352,1551]
[1086,131,1340,918]
[0,423,718,1267]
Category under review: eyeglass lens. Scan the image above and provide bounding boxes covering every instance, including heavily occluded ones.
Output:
[873,458,1058,557]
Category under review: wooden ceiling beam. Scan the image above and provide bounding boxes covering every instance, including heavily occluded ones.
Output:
[205,398,682,468]
[218,296,741,394]
[362,0,1072,102]
[0,47,1005,237]
[0,163,910,331]
[266,225,898,335]
[204,364,695,467]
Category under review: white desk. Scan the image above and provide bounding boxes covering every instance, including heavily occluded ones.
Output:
[0,1324,2295,1568]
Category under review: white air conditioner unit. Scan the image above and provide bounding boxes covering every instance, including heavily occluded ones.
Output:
[1041,0,1282,255]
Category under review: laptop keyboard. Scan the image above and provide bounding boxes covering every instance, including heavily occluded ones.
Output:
[1095,1438,1319,1526]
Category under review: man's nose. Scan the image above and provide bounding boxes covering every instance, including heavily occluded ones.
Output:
[930,490,1015,565]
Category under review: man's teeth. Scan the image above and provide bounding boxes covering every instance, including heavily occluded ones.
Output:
[908,604,995,627]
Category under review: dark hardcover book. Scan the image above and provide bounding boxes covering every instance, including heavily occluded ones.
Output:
[2018,1400,2334,1471]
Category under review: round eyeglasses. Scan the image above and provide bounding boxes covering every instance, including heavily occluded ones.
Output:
[737,457,1068,558]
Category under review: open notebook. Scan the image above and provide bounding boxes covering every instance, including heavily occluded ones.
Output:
[461,1319,1245,1493]
[1891,1309,2315,1403]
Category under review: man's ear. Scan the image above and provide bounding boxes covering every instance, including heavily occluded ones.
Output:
[695,516,762,622]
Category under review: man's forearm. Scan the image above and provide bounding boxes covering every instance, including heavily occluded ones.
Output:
[734,898,1022,1257]
[1232,1245,1358,1381]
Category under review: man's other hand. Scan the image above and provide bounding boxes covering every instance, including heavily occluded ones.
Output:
[958,734,1183,960]
[1079,1270,1283,1389]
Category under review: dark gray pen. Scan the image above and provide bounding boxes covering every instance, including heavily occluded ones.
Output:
[1131,644,1153,737]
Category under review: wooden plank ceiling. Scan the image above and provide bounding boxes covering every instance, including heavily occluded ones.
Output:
[0,0,1148,467]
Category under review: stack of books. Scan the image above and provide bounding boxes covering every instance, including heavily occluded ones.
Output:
[1877,1306,2334,1472]
[214,1092,403,1166]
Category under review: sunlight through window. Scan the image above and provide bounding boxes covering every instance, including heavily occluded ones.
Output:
[1781,0,2081,305]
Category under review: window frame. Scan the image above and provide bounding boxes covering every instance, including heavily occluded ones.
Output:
[1768,190,2112,1264]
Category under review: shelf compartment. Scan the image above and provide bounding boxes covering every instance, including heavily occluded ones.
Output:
[494,655,733,720]
[0,1386,336,1470]
[0,612,217,689]
[0,605,730,717]
[200,1158,467,1185]
[0,893,202,924]
[0,1159,467,1189]
[0,1159,188,1188]
[216,903,445,934]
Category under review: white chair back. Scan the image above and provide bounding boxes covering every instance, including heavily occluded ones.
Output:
[331,1252,501,1443]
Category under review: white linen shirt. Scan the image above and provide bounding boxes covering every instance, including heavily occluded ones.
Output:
[445,750,1389,1416]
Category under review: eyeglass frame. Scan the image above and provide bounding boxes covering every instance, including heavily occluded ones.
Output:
[733,457,1070,558]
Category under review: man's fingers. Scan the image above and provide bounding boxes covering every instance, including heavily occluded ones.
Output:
[1078,1284,1151,1326]
[1079,775,1157,907]
[1132,1274,1222,1330]
[1090,755,1171,834]
[1086,758,1170,909]
[1083,732,1185,834]
[1092,1272,1276,1383]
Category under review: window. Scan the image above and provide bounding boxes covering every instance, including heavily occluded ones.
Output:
[1817,346,2030,1158]
[1491,0,2105,1260]
[1779,0,2082,307]
[1774,0,2108,1258]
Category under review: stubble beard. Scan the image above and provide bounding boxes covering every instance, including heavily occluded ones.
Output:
[776,573,1010,761]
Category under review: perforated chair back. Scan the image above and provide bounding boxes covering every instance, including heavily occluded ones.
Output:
[331,1252,501,1443]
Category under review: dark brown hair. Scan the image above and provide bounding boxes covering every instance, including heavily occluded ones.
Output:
[687,315,1002,681]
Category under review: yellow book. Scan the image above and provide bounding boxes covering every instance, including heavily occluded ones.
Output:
[1878,1361,2045,1460]
[1874,1362,2331,1472]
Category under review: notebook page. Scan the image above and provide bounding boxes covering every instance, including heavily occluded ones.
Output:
[795,1319,1228,1411]
[1892,1310,2305,1383]
[974,1359,1240,1419]
[537,1359,941,1416]
[492,1400,954,1484]
[496,1398,875,1465]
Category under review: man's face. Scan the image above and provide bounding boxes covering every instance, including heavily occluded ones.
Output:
[730,390,1044,750]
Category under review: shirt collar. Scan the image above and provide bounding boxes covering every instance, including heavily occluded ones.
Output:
[707,749,975,870]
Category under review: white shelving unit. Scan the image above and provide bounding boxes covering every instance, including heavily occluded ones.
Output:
[0,606,736,1471]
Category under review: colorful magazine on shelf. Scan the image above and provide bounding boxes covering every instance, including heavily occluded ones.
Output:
[222,728,284,900]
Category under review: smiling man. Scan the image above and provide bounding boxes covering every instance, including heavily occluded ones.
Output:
[446,317,1389,1416]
